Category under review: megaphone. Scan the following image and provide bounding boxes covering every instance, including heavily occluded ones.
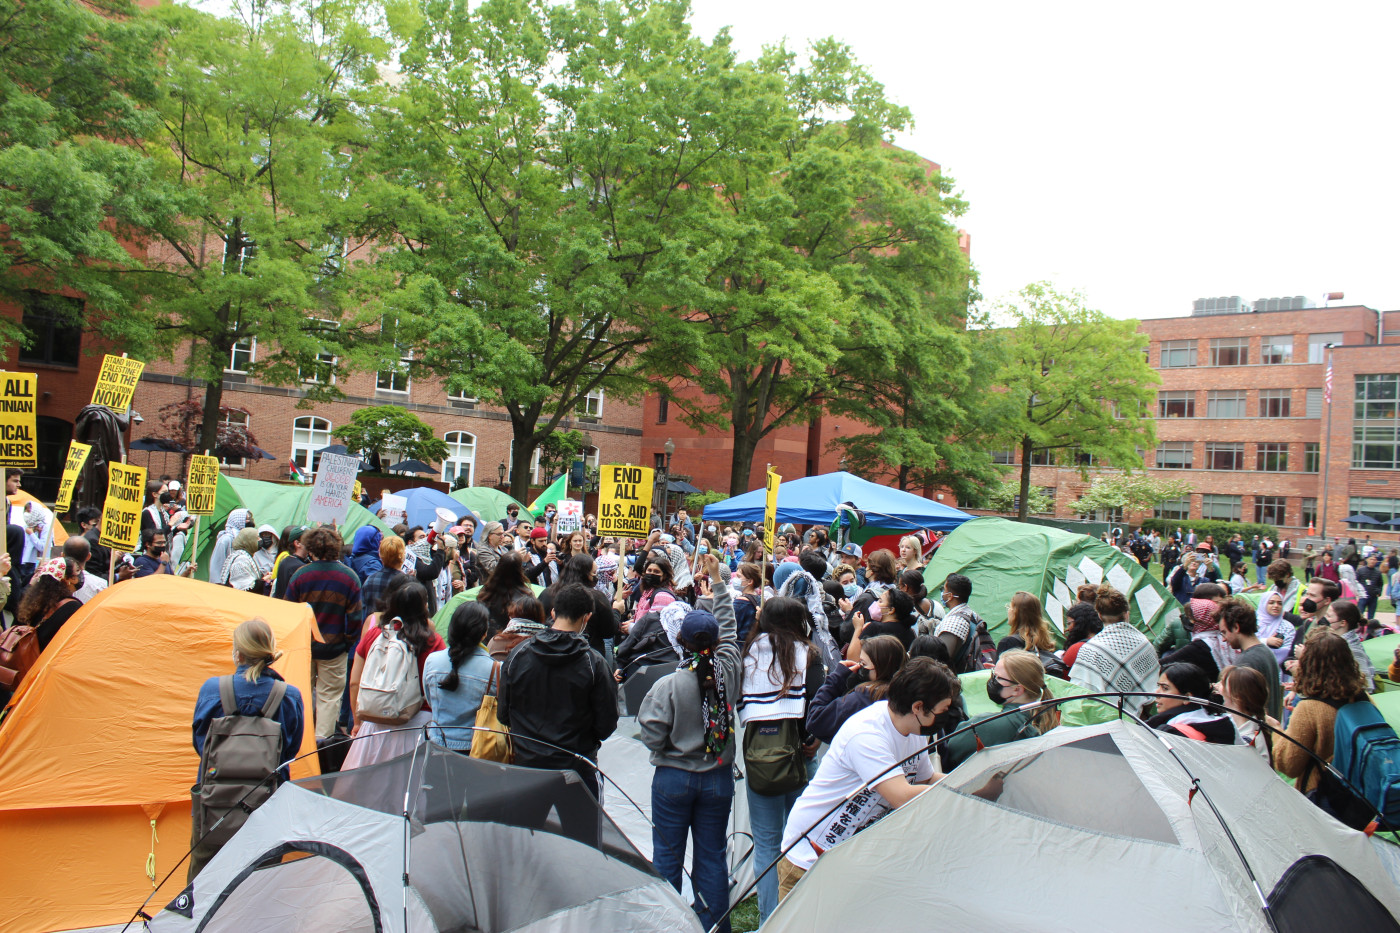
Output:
[434,507,457,534]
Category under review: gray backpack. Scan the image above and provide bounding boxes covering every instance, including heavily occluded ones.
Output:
[188,676,286,880]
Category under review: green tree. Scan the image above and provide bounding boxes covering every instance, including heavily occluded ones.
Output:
[994,282,1159,521]
[140,0,391,455]
[332,405,448,471]
[643,39,973,493]
[537,430,586,486]
[367,0,778,500]
[978,480,1054,516]
[1074,471,1193,516]
[0,0,173,349]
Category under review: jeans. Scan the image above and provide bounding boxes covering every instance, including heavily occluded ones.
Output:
[652,766,734,933]
[745,782,802,924]
[1256,565,1268,585]
[1359,593,1377,621]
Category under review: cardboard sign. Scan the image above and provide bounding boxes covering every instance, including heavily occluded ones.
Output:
[352,480,363,503]
[555,499,583,535]
[763,468,782,551]
[597,465,654,537]
[90,355,145,411]
[0,373,37,468]
[185,455,221,516]
[99,462,146,551]
[55,441,91,512]
[307,452,361,525]
[379,493,407,528]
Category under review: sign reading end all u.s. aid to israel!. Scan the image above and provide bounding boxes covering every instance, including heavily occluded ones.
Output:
[596,465,654,537]
[0,372,38,469]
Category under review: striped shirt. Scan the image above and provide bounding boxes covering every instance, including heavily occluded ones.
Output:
[285,560,364,646]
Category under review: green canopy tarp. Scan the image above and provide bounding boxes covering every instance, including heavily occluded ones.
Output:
[924,517,1180,645]
[192,475,394,582]
[448,487,535,524]
[431,584,545,639]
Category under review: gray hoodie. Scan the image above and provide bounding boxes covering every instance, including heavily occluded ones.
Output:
[637,584,740,772]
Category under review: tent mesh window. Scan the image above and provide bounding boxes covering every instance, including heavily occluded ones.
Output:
[295,744,660,932]
[948,732,1180,845]
[1267,855,1400,933]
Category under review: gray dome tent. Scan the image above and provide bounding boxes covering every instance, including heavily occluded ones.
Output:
[149,743,703,933]
[763,720,1400,933]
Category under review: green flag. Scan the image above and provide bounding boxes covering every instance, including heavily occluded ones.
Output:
[528,473,568,514]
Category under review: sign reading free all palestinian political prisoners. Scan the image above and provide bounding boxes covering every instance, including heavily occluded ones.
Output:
[597,465,654,537]
[306,452,361,525]
[0,373,37,468]
[99,462,146,551]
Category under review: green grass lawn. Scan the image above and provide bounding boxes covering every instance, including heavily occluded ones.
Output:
[731,896,760,932]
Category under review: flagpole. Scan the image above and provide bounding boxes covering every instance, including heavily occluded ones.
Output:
[1319,344,1335,543]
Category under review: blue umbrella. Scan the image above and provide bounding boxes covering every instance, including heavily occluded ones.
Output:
[373,486,483,542]
[701,470,972,531]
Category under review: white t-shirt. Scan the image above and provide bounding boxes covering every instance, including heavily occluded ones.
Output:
[780,700,933,870]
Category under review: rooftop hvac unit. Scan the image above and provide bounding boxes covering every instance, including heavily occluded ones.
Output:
[1191,296,1245,316]
[1252,296,1315,313]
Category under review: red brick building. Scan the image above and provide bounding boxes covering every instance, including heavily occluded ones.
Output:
[1005,299,1400,541]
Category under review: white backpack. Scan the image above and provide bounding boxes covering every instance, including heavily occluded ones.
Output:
[356,618,423,725]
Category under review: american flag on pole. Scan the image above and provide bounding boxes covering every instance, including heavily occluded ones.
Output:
[1325,359,1333,404]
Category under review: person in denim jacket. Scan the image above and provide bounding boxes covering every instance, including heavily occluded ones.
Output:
[424,602,496,750]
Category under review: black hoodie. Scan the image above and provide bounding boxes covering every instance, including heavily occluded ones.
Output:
[498,628,619,772]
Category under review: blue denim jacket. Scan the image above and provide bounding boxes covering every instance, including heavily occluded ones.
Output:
[423,647,496,749]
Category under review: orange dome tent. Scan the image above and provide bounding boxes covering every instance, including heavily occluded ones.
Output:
[0,576,318,933]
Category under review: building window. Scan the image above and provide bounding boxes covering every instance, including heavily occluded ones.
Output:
[1036,488,1056,514]
[1206,442,1244,470]
[18,292,82,367]
[1209,337,1249,366]
[1354,374,1400,469]
[1071,448,1098,466]
[376,346,411,393]
[1348,496,1400,524]
[227,338,255,374]
[1201,494,1242,521]
[1308,333,1343,363]
[1154,497,1191,521]
[1156,442,1193,470]
[1256,442,1289,472]
[1301,497,1318,529]
[990,448,1015,465]
[1159,339,1197,368]
[1259,389,1291,418]
[1206,390,1248,419]
[291,416,332,473]
[1028,448,1052,466]
[1304,442,1320,473]
[1306,388,1323,418]
[299,349,337,384]
[221,410,249,469]
[1254,496,1287,526]
[1261,335,1293,365]
[447,387,478,403]
[657,396,668,424]
[1081,506,1124,523]
[1157,390,1195,419]
[576,388,604,419]
[508,441,544,485]
[441,431,476,485]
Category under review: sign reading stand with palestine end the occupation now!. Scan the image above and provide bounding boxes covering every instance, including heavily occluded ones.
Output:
[596,465,654,537]
[99,462,146,552]
[0,372,38,469]
[185,455,221,516]
[90,354,145,411]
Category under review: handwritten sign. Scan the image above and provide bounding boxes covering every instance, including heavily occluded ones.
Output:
[185,455,221,515]
[763,468,782,551]
[55,441,91,512]
[597,464,654,537]
[379,492,407,527]
[99,462,146,551]
[555,499,583,535]
[90,355,145,411]
[307,452,360,525]
[0,373,37,468]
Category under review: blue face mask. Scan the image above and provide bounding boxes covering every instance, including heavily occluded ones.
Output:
[843,583,859,598]
[699,544,709,554]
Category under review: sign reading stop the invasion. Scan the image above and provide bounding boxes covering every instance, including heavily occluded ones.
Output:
[185,455,221,515]
[597,465,654,537]
[99,462,146,551]
[0,372,37,468]
[55,441,91,512]
[90,355,145,411]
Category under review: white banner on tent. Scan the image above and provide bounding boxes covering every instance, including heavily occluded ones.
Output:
[380,493,407,527]
[306,452,360,525]
[1077,555,1104,586]
[1135,586,1165,622]
[555,499,583,535]
[1065,564,1086,592]
[1106,563,1134,595]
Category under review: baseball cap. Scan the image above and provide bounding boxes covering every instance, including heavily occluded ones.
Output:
[678,609,719,649]
[168,480,181,492]
[839,542,863,558]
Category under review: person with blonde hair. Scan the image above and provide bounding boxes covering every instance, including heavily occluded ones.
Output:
[192,619,305,773]
[897,535,924,572]
[941,649,1056,769]
[999,591,1057,655]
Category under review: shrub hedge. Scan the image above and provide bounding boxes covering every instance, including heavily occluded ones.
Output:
[1137,517,1279,542]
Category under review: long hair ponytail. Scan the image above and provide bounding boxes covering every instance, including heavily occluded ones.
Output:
[440,602,490,692]
[233,619,281,683]
[385,581,434,658]
[1001,649,1058,733]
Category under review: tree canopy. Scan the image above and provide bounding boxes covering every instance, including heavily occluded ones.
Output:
[332,405,447,471]
[1074,471,1193,516]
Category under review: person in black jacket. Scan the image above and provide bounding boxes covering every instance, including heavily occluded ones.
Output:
[499,583,619,838]
[540,554,619,667]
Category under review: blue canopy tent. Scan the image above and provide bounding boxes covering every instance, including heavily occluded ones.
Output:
[700,471,972,531]
[372,486,483,542]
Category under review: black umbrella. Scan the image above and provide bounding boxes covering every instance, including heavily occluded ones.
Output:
[315,444,354,456]
[130,437,188,453]
[666,478,703,495]
[216,444,277,461]
[387,459,436,475]
[1344,514,1382,525]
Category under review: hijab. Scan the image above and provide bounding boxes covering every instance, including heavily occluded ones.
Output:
[209,509,251,586]
[349,526,384,578]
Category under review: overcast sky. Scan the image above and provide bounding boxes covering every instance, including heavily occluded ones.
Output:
[687,1,1400,320]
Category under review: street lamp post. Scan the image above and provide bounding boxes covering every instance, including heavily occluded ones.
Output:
[497,461,507,490]
[659,438,675,525]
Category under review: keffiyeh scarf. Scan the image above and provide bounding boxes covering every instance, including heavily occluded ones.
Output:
[681,647,732,759]
[1070,622,1160,716]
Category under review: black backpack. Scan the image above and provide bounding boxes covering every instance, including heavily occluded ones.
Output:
[954,612,997,674]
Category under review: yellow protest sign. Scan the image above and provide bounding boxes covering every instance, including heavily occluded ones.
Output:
[185,455,220,515]
[0,372,37,468]
[353,480,363,503]
[90,355,145,411]
[99,462,146,551]
[763,468,782,551]
[55,441,91,512]
[596,464,655,538]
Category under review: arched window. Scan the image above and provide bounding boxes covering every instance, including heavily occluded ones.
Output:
[442,431,476,485]
[291,417,332,473]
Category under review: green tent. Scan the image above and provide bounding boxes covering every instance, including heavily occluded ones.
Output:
[192,475,395,582]
[923,517,1180,645]
[431,583,545,639]
[957,668,1086,718]
[448,487,535,524]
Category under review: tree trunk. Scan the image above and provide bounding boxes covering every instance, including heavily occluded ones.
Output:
[1017,434,1034,522]
[897,462,910,491]
[508,423,538,501]
[730,426,761,495]
[197,367,225,458]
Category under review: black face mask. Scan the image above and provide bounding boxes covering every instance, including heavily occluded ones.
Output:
[1301,598,1319,614]
[149,545,166,558]
[986,677,1008,705]
[642,573,662,588]
[919,720,941,737]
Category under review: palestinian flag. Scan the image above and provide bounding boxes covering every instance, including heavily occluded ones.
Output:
[289,459,311,484]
